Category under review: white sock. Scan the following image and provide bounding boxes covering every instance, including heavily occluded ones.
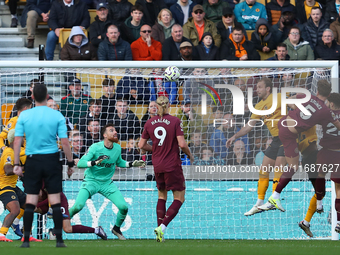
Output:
[303,220,310,227]
[317,200,323,209]
[272,191,280,200]
[13,218,20,225]
[255,199,264,206]
[94,227,99,234]
[0,233,5,237]
[11,14,17,19]
[337,221,340,225]
[160,223,166,233]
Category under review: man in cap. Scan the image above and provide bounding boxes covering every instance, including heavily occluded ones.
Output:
[217,7,248,43]
[89,1,113,49]
[60,78,92,125]
[179,41,195,60]
[266,0,296,25]
[183,4,221,47]
[271,5,307,44]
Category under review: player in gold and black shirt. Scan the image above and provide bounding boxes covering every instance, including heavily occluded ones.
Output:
[0,98,31,153]
[0,129,27,242]
[227,78,287,216]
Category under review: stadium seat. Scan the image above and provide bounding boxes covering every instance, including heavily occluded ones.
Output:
[194,106,213,124]
[78,74,124,98]
[246,30,254,40]
[89,9,97,24]
[263,0,295,5]
[178,87,184,103]
[257,50,275,60]
[119,141,127,149]
[37,11,50,27]
[5,0,26,5]
[129,105,148,121]
[169,105,180,116]
[37,21,48,26]
[59,28,88,48]
[1,103,15,126]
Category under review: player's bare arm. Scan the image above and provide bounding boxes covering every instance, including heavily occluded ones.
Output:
[13,135,23,176]
[177,135,193,161]
[61,137,75,175]
[138,138,153,152]
[61,138,74,163]
[226,122,253,148]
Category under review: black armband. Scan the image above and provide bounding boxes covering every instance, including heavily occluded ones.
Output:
[129,162,133,167]
[67,161,75,167]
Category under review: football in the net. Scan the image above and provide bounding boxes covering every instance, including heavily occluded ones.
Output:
[164,66,180,82]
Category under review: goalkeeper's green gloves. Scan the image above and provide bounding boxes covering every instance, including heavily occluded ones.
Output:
[129,160,146,168]
[87,155,109,167]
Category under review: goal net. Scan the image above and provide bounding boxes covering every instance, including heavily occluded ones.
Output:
[0,61,338,240]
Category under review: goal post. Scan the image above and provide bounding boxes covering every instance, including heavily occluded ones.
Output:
[0,60,338,240]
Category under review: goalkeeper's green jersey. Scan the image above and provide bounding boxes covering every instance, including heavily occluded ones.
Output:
[77,141,127,182]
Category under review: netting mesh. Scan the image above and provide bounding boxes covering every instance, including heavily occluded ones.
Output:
[0,65,335,240]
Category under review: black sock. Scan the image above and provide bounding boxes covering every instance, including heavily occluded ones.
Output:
[23,204,35,242]
[113,225,121,233]
[51,203,63,242]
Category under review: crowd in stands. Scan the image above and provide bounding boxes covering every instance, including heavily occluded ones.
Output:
[5,0,339,63]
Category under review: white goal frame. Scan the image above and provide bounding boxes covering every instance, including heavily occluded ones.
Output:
[0,60,338,240]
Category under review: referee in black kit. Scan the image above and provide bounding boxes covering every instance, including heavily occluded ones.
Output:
[13,83,74,248]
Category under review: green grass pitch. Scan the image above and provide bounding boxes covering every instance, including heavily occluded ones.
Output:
[1,240,340,255]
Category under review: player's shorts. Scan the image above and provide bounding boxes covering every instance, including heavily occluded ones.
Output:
[155,170,186,191]
[278,116,299,158]
[0,186,26,208]
[24,152,62,195]
[302,148,318,180]
[317,148,340,183]
[80,178,119,198]
[264,136,285,160]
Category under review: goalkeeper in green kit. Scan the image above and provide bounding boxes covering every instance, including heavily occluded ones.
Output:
[68,123,145,240]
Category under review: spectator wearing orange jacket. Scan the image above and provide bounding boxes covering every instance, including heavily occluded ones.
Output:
[131,24,162,60]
